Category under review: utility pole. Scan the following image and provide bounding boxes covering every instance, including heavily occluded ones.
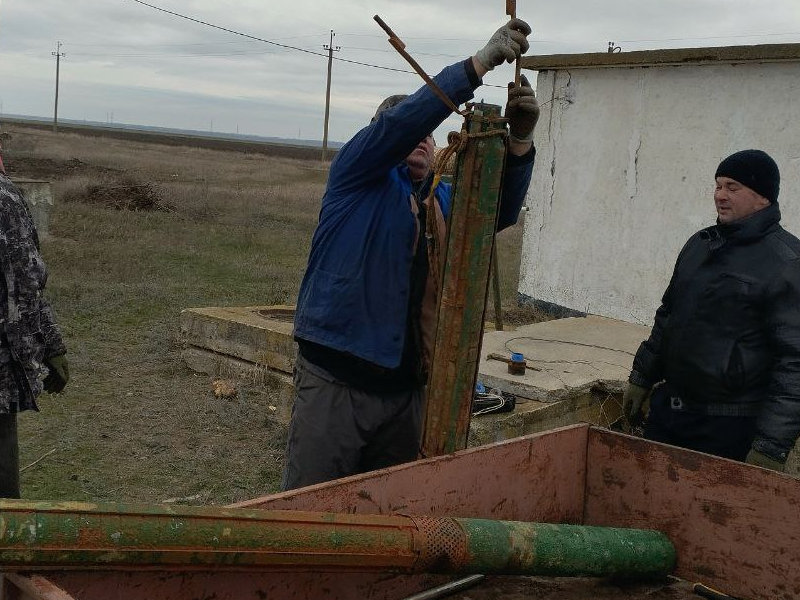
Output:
[52,41,65,133]
[321,30,340,161]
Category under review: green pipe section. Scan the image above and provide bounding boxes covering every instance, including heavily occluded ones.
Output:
[0,500,674,579]
[455,518,675,579]
[423,102,508,457]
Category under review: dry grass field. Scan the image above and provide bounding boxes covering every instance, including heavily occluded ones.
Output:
[2,123,534,504]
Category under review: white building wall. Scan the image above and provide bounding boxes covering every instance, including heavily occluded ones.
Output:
[520,61,800,325]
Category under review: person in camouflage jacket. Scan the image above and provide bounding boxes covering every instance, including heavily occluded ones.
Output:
[0,171,69,498]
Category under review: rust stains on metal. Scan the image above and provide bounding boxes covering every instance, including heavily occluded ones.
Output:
[422,104,508,458]
[0,499,674,581]
[585,427,800,600]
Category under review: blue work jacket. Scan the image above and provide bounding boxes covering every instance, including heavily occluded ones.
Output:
[294,59,534,368]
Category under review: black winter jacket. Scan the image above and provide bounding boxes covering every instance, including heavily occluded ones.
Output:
[631,202,800,461]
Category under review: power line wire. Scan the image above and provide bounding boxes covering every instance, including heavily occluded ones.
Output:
[70,49,287,58]
[65,34,329,47]
[124,0,508,87]
[126,0,423,74]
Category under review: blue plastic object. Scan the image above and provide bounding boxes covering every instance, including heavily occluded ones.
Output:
[511,352,524,362]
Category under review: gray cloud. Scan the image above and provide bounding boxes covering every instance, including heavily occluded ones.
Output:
[1,0,799,142]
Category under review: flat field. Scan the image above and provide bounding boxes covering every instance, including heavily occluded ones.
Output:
[2,123,534,504]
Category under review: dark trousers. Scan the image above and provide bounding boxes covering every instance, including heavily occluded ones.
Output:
[644,384,757,461]
[0,413,20,498]
[282,354,425,491]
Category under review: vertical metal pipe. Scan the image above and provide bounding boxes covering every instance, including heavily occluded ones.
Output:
[491,244,504,331]
[422,103,507,457]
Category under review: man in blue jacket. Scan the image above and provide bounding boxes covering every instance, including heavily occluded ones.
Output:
[283,19,538,490]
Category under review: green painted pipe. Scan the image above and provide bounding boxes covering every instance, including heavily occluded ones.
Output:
[457,518,675,578]
[0,500,674,578]
[422,102,509,457]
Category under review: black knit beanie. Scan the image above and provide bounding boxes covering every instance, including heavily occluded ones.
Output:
[715,149,780,203]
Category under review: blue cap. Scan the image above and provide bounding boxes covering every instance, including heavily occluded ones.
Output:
[475,381,486,394]
[511,352,525,362]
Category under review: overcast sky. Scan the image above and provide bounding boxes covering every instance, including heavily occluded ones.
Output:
[1,0,799,144]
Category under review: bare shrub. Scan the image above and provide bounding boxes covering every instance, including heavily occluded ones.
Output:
[54,175,95,204]
[83,178,171,212]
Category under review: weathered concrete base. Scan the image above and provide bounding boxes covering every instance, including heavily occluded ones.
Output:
[468,387,622,447]
[180,307,648,438]
[477,315,649,402]
[181,305,297,372]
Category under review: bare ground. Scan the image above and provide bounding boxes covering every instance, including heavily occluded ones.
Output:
[1,123,535,503]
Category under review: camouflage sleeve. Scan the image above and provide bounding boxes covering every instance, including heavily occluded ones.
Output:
[40,298,66,357]
[1,174,66,356]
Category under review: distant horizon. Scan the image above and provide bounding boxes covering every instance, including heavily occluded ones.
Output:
[0,113,346,149]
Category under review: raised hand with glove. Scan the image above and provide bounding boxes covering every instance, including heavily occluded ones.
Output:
[474,18,532,73]
[472,19,531,77]
[43,353,69,394]
[506,73,539,150]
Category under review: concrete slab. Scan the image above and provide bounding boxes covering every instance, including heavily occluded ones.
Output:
[478,315,650,402]
[180,305,297,374]
[180,307,648,437]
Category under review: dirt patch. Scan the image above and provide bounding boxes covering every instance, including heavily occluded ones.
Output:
[5,156,118,180]
[80,181,172,212]
[502,303,555,327]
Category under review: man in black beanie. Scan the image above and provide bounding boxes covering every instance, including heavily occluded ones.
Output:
[622,149,800,472]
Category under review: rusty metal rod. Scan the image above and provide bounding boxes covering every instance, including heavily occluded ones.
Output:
[401,575,485,600]
[505,0,522,87]
[373,15,465,116]
[0,500,675,578]
[491,244,504,331]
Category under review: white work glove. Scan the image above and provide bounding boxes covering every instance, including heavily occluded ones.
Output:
[505,74,539,143]
[475,18,532,72]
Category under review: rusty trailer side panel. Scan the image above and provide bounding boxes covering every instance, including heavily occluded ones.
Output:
[584,428,800,600]
[234,423,588,521]
[11,425,587,600]
[3,424,798,600]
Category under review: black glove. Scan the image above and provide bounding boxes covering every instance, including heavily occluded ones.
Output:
[622,381,650,428]
[745,449,785,472]
[505,74,539,144]
[43,353,69,394]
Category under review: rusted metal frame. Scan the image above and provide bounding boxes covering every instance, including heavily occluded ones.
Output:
[400,575,485,600]
[1,573,74,600]
[421,104,507,457]
[373,15,466,116]
[0,500,675,579]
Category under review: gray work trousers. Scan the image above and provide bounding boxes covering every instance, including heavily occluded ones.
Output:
[0,413,20,498]
[281,354,425,491]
